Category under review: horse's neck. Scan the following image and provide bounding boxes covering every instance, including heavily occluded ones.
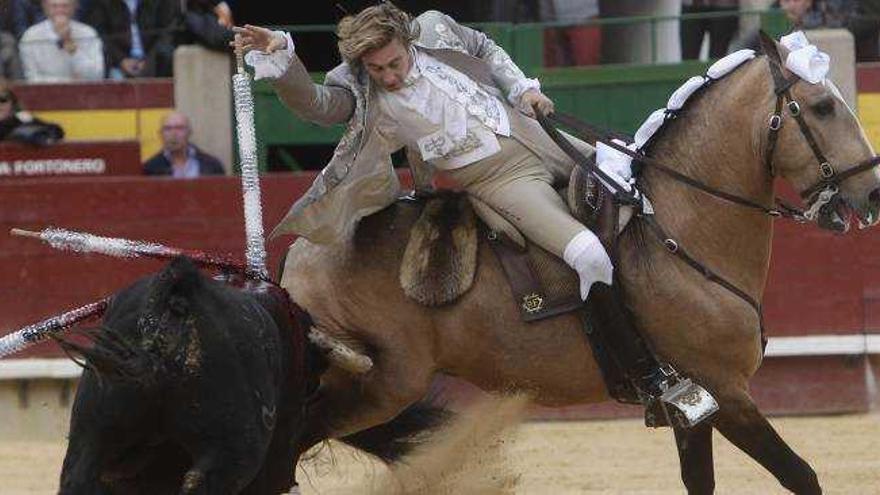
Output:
[641,61,775,296]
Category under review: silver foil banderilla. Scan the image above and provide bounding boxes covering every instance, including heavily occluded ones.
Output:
[0,299,109,359]
[11,227,269,282]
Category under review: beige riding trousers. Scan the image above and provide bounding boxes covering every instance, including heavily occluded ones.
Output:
[446,136,588,257]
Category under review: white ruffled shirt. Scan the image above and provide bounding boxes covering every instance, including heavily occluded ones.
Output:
[375,49,512,170]
[245,32,540,171]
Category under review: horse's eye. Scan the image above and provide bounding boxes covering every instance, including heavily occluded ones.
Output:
[812,98,835,118]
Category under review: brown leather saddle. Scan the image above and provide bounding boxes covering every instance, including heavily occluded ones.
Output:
[486,157,623,322]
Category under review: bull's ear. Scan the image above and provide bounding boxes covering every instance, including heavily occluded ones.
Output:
[758,30,782,64]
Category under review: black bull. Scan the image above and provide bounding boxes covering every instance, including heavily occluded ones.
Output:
[57,257,316,494]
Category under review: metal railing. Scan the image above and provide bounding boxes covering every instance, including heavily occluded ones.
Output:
[269,8,790,70]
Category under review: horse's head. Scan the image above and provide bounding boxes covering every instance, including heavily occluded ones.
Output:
[757,32,880,233]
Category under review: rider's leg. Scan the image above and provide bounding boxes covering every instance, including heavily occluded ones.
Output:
[446,138,612,298]
[448,138,674,400]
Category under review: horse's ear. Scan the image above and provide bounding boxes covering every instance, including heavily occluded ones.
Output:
[758,30,782,64]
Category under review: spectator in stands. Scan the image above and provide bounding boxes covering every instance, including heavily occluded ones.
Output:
[19,0,105,81]
[544,0,601,67]
[830,0,880,61]
[0,79,65,143]
[780,0,824,29]
[10,0,44,39]
[143,111,225,177]
[10,0,90,37]
[176,0,234,51]
[777,0,879,61]
[680,0,740,60]
[0,0,25,79]
[0,32,24,79]
[0,80,23,138]
[87,0,177,78]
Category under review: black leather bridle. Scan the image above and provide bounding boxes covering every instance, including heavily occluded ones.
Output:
[762,36,880,221]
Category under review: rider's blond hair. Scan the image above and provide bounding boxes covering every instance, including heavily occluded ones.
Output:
[337,2,419,65]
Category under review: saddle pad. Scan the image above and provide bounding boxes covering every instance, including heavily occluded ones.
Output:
[400,194,478,306]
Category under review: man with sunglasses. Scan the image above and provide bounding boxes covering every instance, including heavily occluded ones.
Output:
[0,86,21,139]
[0,81,65,143]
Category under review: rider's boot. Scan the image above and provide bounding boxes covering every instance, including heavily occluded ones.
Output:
[565,230,718,427]
[585,283,718,427]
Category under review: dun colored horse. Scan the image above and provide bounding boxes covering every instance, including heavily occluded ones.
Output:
[281,38,880,493]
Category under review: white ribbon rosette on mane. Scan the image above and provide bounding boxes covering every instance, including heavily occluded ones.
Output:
[780,31,830,84]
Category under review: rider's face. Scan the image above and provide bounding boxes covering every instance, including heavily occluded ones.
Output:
[362,38,412,92]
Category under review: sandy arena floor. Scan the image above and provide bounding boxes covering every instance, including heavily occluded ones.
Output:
[4,413,878,494]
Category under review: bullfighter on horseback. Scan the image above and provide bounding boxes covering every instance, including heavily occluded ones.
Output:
[235,2,673,403]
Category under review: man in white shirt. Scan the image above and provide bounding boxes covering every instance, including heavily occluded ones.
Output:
[19,0,104,82]
[237,5,612,303]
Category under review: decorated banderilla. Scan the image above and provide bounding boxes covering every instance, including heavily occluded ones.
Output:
[11,227,269,282]
[0,299,110,358]
[233,37,269,281]
[0,226,265,360]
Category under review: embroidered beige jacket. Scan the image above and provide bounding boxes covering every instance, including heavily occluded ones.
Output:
[269,10,593,244]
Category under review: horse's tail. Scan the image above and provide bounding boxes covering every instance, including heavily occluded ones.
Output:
[338,400,453,464]
[55,257,203,385]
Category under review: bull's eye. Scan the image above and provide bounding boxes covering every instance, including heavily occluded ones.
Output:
[812,98,835,118]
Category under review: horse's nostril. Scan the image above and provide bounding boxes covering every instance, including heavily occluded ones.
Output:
[870,188,880,206]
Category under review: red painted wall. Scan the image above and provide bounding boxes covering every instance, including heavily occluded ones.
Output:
[0,141,143,178]
[0,174,875,414]
[0,174,310,358]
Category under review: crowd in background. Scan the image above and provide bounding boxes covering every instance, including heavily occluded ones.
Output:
[0,0,234,81]
[1,0,880,82]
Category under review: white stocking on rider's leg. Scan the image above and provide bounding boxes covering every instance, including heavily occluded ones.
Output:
[563,229,614,300]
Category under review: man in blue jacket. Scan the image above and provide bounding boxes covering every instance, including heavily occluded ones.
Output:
[142,111,225,177]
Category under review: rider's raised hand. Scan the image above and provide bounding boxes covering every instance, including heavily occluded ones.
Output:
[232,25,287,54]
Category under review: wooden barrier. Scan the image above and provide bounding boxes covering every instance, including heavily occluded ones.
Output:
[0,173,877,415]
[0,141,142,178]
[10,80,174,162]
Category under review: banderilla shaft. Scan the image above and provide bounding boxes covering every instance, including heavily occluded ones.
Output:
[11,227,271,282]
[0,298,109,359]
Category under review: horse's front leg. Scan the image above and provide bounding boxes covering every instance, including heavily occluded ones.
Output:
[673,422,715,494]
[712,387,821,494]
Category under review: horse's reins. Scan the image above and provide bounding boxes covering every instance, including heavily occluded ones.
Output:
[539,111,804,220]
[537,110,765,314]
[535,41,880,318]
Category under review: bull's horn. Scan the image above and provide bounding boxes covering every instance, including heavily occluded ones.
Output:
[308,328,373,374]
